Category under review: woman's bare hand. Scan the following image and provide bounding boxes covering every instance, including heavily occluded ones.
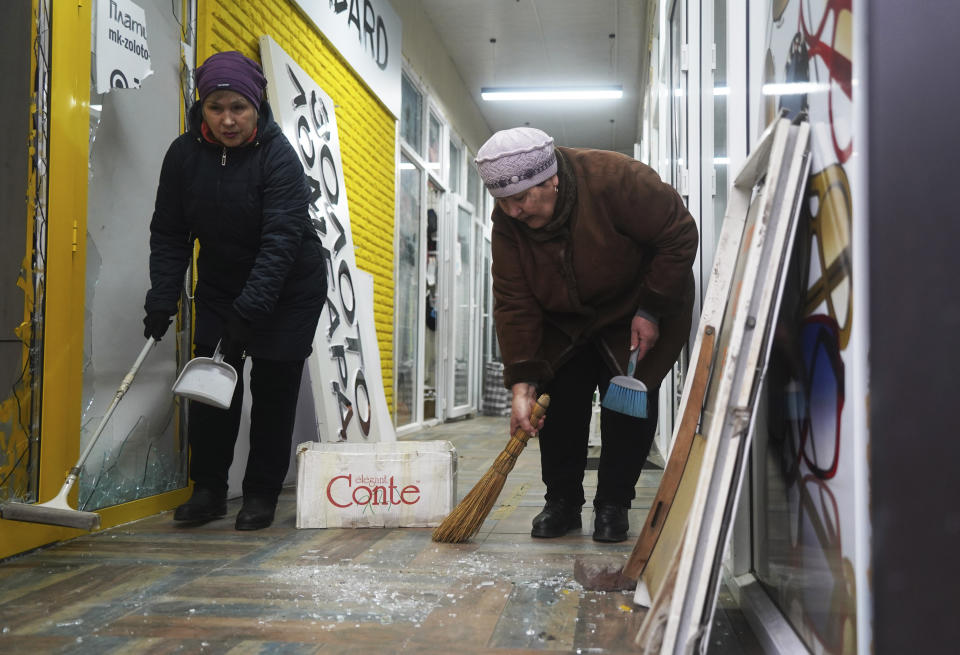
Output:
[510,382,545,436]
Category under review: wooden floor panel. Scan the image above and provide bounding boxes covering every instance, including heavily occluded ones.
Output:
[0,415,762,654]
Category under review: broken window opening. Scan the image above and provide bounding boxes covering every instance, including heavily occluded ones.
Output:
[76,0,189,511]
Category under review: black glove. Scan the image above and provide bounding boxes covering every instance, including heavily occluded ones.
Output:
[221,309,252,361]
[143,311,173,341]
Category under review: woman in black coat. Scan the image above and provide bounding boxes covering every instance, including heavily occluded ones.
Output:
[143,51,326,530]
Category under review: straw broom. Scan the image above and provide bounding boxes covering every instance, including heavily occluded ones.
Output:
[432,394,550,543]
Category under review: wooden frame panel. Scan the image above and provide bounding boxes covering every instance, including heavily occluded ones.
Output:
[634,116,812,653]
[627,118,779,604]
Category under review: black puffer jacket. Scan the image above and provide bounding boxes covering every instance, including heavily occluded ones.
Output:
[145,100,326,360]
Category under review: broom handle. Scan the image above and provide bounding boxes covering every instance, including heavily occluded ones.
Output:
[504,394,551,454]
[71,337,157,476]
[493,394,550,475]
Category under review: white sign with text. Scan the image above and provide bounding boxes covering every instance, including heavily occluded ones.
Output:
[95,0,153,93]
[289,0,401,117]
[259,35,395,444]
[296,441,455,528]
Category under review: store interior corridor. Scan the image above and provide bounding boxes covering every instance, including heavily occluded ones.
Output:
[0,415,762,654]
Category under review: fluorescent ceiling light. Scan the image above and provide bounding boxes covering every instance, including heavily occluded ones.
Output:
[481,86,623,101]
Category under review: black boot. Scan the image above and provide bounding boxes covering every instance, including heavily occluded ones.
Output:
[592,503,629,542]
[531,499,582,538]
[235,496,277,531]
[173,487,227,523]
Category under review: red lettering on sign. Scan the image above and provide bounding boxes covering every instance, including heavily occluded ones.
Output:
[326,474,352,508]
[401,485,420,505]
[326,474,422,508]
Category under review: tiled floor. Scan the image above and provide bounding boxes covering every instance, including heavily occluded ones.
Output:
[0,415,762,654]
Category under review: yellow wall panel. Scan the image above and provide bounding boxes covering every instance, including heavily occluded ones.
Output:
[197,0,396,411]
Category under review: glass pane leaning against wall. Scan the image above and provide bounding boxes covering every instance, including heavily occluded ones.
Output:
[78,0,188,510]
[394,154,422,427]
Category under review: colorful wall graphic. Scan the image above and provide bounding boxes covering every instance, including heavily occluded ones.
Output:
[755,0,857,653]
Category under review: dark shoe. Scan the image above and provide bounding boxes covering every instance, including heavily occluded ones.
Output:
[235,496,277,531]
[531,500,582,538]
[173,487,227,522]
[593,503,629,542]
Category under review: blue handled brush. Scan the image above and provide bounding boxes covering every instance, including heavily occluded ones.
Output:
[602,348,648,418]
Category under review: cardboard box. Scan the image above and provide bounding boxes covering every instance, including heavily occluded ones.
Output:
[296,441,457,528]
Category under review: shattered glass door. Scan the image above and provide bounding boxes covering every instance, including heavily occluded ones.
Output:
[77,0,189,510]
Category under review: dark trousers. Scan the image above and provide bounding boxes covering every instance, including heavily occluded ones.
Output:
[187,344,305,501]
[538,343,659,509]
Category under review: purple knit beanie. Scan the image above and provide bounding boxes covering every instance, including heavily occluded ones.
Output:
[475,127,557,198]
[195,51,267,108]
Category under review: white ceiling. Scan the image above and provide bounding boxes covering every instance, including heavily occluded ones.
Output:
[416,0,647,155]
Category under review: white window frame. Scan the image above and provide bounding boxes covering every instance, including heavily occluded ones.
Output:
[394,66,486,429]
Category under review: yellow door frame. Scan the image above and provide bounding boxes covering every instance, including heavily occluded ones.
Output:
[0,0,189,561]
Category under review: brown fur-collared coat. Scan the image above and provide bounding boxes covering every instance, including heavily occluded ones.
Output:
[491,146,698,390]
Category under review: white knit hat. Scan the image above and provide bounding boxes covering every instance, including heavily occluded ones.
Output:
[475,127,557,198]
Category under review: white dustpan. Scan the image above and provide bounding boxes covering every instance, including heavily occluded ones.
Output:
[172,340,238,409]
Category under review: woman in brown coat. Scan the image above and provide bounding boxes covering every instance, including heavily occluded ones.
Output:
[476,127,698,542]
